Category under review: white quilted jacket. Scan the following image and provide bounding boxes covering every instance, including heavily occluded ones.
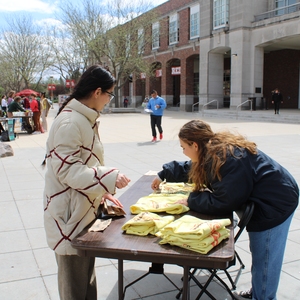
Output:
[43,99,119,255]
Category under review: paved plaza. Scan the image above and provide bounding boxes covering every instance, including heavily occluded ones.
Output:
[0,104,299,300]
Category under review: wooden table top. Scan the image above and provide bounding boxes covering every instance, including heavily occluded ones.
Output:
[71,175,234,269]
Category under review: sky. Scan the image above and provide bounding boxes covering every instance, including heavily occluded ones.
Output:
[0,0,168,31]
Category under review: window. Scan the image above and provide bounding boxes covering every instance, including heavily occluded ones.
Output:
[213,0,229,29]
[169,14,178,45]
[275,0,296,15]
[138,28,144,54]
[152,22,160,49]
[190,4,200,39]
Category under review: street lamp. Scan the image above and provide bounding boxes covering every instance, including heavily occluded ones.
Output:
[50,76,54,109]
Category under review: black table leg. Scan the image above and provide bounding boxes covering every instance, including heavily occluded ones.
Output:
[182,265,189,300]
[118,259,124,300]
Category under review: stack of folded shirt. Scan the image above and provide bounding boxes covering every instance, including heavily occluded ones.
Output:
[157,215,231,254]
[130,193,190,215]
[121,212,175,236]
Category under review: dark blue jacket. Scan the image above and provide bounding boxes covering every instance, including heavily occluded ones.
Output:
[157,149,299,232]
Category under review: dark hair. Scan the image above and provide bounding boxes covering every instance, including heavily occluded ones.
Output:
[14,96,21,102]
[57,65,116,116]
[150,90,157,94]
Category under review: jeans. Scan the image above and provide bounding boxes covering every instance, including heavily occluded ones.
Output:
[249,213,293,300]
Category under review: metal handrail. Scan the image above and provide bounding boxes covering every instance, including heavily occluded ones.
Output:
[236,99,252,119]
[201,99,218,116]
[254,3,300,22]
[192,102,199,112]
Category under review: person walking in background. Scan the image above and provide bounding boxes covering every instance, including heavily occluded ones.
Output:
[272,88,283,114]
[1,95,8,116]
[146,90,166,142]
[151,119,299,300]
[43,65,131,300]
[123,96,129,108]
[141,96,149,108]
[30,93,42,134]
[40,92,50,132]
[7,90,15,106]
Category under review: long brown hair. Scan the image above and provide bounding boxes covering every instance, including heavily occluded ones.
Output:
[178,120,257,190]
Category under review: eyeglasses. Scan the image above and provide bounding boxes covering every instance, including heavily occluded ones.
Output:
[106,91,115,102]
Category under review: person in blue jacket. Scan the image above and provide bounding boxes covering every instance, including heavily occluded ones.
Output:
[151,119,299,300]
[147,90,166,142]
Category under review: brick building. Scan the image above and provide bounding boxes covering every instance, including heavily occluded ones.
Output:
[122,0,300,111]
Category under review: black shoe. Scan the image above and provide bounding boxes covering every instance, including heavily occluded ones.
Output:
[233,288,252,299]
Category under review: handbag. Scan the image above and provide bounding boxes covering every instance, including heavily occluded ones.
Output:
[98,200,126,220]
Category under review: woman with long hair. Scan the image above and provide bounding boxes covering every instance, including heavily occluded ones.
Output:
[151,119,298,300]
[43,65,130,300]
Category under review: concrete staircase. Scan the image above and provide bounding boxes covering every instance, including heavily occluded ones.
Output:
[199,108,300,124]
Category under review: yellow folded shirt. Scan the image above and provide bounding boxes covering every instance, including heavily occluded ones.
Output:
[156,215,231,254]
[159,182,194,195]
[158,215,231,240]
[130,193,190,215]
[159,228,230,254]
[122,212,175,236]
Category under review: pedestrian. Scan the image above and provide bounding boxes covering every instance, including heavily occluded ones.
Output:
[7,96,26,117]
[146,90,167,142]
[22,97,31,109]
[30,93,42,134]
[272,88,283,114]
[1,95,8,116]
[40,92,50,132]
[151,119,299,300]
[43,65,131,300]
[123,96,129,108]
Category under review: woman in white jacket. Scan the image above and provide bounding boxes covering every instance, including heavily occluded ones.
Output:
[44,65,130,300]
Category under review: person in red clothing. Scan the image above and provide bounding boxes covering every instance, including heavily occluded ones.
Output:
[22,97,31,109]
[30,93,42,134]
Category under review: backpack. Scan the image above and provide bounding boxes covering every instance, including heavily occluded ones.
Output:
[1,130,9,142]
[37,100,41,111]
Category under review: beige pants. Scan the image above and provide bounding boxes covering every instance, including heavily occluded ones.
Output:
[55,253,97,300]
[41,110,48,131]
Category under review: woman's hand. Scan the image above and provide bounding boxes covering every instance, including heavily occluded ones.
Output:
[102,193,123,208]
[115,173,131,189]
[176,198,188,206]
[151,176,162,191]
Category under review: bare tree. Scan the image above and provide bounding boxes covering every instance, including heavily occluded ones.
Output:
[47,27,90,82]
[0,14,53,91]
[57,0,159,107]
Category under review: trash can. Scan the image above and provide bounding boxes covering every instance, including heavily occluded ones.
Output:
[248,97,256,111]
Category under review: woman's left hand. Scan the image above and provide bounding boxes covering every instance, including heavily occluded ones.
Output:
[102,193,123,208]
